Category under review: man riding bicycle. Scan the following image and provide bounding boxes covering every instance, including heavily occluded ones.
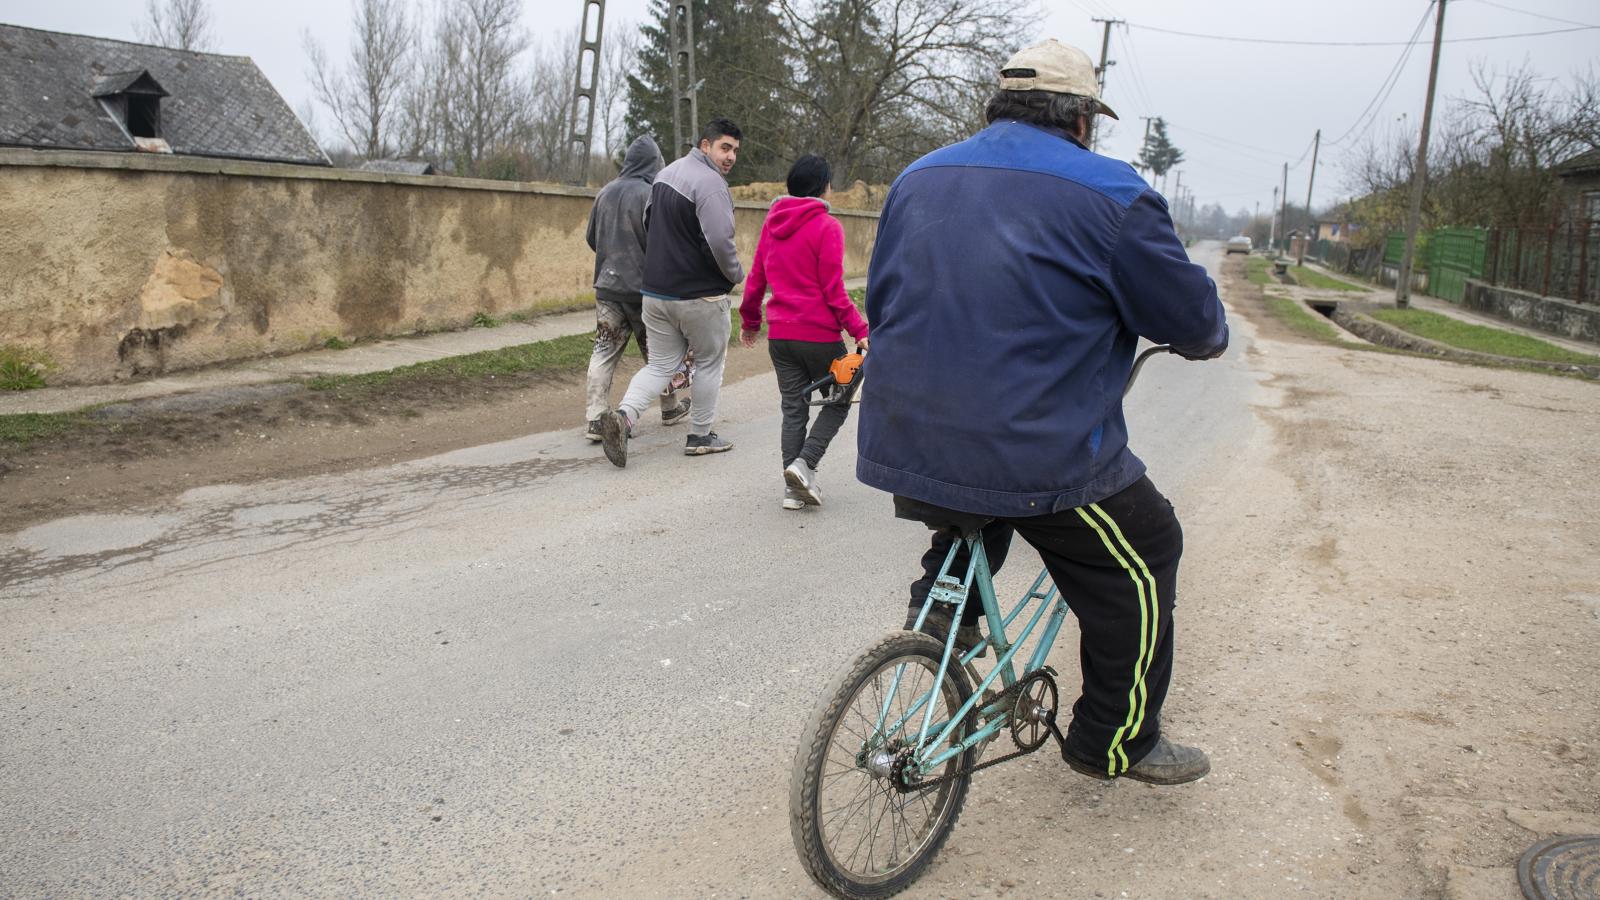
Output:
[857,39,1229,785]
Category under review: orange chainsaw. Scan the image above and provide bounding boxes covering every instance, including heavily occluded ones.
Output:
[802,349,866,407]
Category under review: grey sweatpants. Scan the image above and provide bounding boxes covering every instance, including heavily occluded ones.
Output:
[618,295,730,436]
[584,297,685,421]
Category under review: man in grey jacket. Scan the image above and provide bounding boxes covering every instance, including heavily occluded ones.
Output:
[601,118,745,467]
[582,135,692,441]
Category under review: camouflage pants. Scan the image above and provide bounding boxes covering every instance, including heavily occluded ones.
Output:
[585,297,691,421]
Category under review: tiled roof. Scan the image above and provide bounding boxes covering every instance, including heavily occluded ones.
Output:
[1555,148,1600,176]
[0,23,328,165]
[356,158,436,176]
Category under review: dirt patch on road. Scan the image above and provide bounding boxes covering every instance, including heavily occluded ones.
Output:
[1219,255,1323,346]
[0,347,776,533]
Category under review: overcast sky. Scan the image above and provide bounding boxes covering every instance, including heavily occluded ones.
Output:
[3,0,1597,216]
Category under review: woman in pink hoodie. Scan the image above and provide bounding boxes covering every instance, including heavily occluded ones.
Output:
[739,155,869,510]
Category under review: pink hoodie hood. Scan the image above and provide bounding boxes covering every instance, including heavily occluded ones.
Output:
[764,196,832,239]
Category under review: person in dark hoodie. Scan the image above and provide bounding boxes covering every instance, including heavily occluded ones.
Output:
[739,155,868,510]
[582,135,692,442]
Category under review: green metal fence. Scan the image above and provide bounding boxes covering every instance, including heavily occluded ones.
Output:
[1381,228,1486,300]
[1426,228,1487,302]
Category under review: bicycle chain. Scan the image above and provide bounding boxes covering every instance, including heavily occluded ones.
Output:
[897,668,1062,793]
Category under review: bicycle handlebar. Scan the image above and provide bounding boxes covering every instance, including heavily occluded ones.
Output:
[1123,344,1174,398]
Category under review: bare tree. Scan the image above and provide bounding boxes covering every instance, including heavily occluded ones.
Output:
[304,0,415,159]
[522,30,578,180]
[137,0,215,51]
[596,23,641,167]
[1342,59,1600,237]
[765,0,1033,184]
[428,0,531,176]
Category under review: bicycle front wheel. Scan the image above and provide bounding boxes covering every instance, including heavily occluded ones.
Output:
[790,631,976,899]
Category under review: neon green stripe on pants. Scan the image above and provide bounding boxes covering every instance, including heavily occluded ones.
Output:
[1089,502,1161,747]
[1074,505,1155,775]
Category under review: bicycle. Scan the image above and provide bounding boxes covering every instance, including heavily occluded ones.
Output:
[788,344,1175,899]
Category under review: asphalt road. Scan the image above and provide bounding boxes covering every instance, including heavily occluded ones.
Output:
[1,244,1262,897]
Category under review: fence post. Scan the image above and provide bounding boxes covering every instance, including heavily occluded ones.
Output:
[1541,223,1555,297]
[1486,227,1500,285]
[1579,219,1591,305]
[1513,228,1524,291]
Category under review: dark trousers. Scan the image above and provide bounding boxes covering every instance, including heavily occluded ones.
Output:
[904,476,1184,775]
[768,339,849,470]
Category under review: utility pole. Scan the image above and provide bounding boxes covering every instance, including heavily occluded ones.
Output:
[1269,185,1278,249]
[1089,17,1123,152]
[1173,169,1183,204]
[1278,163,1289,255]
[1297,128,1321,267]
[1396,0,1447,308]
[666,1,698,160]
[566,0,606,185]
[1137,115,1154,174]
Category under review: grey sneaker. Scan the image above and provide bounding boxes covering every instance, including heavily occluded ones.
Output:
[784,459,822,505]
[661,398,692,426]
[684,432,734,455]
[584,418,603,442]
[1063,735,1211,785]
[782,486,805,510]
[600,409,631,468]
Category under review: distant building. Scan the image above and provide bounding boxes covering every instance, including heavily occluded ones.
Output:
[1554,149,1600,221]
[1315,203,1359,244]
[356,159,437,176]
[0,23,328,166]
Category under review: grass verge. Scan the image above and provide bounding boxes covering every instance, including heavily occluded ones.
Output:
[1264,293,1343,343]
[0,411,84,446]
[1291,266,1365,292]
[1370,309,1600,366]
[307,331,609,395]
[1245,256,1272,286]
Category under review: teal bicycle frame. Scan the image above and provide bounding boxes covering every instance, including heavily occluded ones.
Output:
[867,343,1177,779]
[871,538,1068,777]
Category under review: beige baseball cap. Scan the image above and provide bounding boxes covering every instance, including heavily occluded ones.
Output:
[999,39,1119,120]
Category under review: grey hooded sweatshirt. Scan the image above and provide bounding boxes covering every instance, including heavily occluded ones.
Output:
[586,135,666,303]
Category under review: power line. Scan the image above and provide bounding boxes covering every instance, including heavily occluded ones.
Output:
[1164,122,1299,163]
[1467,0,1599,29]
[1113,26,1159,112]
[1288,133,1318,170]
[1126,20,1595,46]
[1324,2,1435,147]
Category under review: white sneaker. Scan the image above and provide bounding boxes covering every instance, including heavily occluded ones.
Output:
[782,486,805,510]
[784,460,822,506]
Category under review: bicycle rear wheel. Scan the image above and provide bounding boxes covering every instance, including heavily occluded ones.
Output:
[790,631,977,899]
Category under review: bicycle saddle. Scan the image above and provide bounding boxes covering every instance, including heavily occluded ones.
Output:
[892,495,995,539]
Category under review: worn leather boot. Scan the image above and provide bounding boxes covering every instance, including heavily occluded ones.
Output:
[904,605,987,658]
[1064,734,1211,785]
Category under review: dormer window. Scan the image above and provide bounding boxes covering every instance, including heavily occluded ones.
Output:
[92,70,170,146]
[125,93,160,137]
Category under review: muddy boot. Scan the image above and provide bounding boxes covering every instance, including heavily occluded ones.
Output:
[905,605,986,658]
[1063,735,1211,785]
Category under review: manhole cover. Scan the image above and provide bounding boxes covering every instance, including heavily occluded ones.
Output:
[1520,835,1600,900]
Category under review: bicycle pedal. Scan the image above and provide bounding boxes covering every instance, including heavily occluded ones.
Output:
[927,576,968,606]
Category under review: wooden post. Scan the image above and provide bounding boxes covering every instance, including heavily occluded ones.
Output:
[1396,0,1448,308]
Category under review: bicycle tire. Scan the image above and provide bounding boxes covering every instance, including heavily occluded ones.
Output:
[790,631,977,899]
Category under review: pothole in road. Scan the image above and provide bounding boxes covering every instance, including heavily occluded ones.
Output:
[8,513,179,557]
